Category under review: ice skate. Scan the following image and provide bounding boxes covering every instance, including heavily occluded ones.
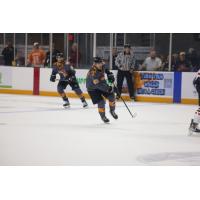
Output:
[82,101,88,108]
[63,100,70,108]
[101,116,110,123]
[110,110,118,119]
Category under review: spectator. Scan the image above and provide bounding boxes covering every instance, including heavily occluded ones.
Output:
[44,44,60,67]
[15,51,25,66]
[159,54,168,71]
[69,43,81,67]
[171,53,179,71]
[102,58,109,69]
[1,41,16,66]
[141,49,162,71]
[162,55,171,71]
[111,47,118,70]
[175,52,191,72]
[162,54,178,71]
[28,42,46,67]
[186,48,199,71]
[115,44,136,100]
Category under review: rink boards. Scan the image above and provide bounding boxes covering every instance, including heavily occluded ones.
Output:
[0,66,198,104]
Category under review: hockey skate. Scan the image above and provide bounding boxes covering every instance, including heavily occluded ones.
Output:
[101,116,110,123]
[110,110,118,119]
[63,100,70,108]
[82,101,88,108]
[188,119,200,136]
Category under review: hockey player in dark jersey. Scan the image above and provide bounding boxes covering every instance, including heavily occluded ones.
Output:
[50,53,88,108]
[86,57,118,123]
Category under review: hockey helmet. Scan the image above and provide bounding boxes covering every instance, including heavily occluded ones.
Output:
[56,53,64,60]
[93,57,103,63]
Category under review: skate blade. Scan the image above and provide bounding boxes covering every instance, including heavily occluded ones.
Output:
[101,119,110,124]
[188,128,193,136]
[111,115,118,120]
[63,105,70,109]
[187,127,200,136]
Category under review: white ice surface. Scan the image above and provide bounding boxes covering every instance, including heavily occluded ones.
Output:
[0,94,200,166]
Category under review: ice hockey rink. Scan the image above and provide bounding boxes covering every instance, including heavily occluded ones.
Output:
[1,93,200,166]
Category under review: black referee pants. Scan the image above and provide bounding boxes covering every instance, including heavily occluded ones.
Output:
[117,70,134,98]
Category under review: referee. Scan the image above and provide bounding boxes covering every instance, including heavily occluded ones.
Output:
[115,44,136,100]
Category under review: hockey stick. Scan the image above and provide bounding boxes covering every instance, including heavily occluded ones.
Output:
[55,79,68,82]
[113,83,137,118]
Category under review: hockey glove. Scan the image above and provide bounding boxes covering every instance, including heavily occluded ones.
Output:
[50,75,56,82]
[107,72,115,83]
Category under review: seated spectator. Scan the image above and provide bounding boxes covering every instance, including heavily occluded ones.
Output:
[44,43,60,67]
[141,49,162,71]
[162,54,178,71]
[174,52,191,72]
[159,54,168,71]
[1,41,16,66]
[28,42,46,67]
[15,51,25,66]
[186,48,199,72]
[68,43,81,68]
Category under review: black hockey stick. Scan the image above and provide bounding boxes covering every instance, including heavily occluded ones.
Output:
[55,79,68,82]
[113,84,137,118]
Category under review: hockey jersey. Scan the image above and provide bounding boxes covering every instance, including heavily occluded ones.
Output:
[51,63,76,81]
[86,65,110,92]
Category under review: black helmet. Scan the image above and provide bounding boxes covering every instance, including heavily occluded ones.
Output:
[93,57,103,63]
[56,53,64,60]
[124,44,131,48]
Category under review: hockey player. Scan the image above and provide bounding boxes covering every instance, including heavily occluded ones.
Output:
[189,108,200,134]
[193,69,200,106]
[189,70,200,134]
[86,57,118,123]
[50,53,88,108]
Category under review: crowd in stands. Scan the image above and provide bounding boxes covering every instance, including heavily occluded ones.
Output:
[1,41,200,72]
[0,41,81,68]
[112,47,200,72]
[158,48,200,72]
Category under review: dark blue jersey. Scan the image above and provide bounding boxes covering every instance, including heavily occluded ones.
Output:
[86,65,110,92]
[51,63,76,81]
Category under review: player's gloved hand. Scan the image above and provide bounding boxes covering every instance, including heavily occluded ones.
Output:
[50,75,56,82]
[107,72,115,83]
